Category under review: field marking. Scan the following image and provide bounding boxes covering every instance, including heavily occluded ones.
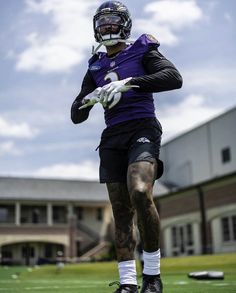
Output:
[174,281,189,285]
[0,280,106,284]
[0,285,105,291]
[212,283,230,286]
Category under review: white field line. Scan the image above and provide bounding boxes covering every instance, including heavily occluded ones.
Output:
[0,280,105,284]
[0,285,103,291]
[174,281,189,285]
[24,285,101,290]
[212,283,230,286]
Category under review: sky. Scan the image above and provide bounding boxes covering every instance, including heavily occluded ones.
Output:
[0,0,235,181]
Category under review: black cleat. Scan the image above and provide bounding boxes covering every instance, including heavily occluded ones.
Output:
[140,274,163,293]
[109,281,139,293]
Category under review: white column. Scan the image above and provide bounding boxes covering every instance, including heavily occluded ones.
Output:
[67,203,74,219]
[47,203,53,226]
[15,202,20,226]
[164,227,172,257]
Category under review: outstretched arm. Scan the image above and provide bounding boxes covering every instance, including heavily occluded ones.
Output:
[128,49,183,92]
[71,71,97,124]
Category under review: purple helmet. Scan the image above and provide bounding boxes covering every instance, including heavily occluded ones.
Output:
[93,1,132,46]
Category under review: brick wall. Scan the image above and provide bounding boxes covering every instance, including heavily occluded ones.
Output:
[158,190,200,219]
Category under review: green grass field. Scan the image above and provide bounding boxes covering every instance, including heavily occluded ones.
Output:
[0,253,236,292]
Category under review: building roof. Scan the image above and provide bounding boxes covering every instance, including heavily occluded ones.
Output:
[157,170,236,199]
[0,176,169,203]
[0,177,109,203]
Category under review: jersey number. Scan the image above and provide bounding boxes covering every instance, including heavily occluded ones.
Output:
[104,72,121,108]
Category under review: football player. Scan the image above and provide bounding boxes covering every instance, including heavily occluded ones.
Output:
[71,1,183,292]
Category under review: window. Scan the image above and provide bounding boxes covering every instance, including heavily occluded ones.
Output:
[32,208,41,223]
[171,223,195,256]
[75,207,84,221]
[22,245,35,258]
[221,215,236,242]
[186,223,193,245]
[221,147,231,163]
[171,227,177,247]
[45,244,53,258]
[179,226,185,253]
[0,205,15,223]
[76,241,81,257]
[1,248,12,259]
[53,206,67,224]
[96,208,103,221]
[222,217,230,241]
[21,205,46,224]
[233,216,236,241]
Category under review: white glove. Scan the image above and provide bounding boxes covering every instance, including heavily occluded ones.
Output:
[99,77,139,108]
[79,87,102,110]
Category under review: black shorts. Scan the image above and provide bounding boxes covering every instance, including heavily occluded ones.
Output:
[98,118,163,183]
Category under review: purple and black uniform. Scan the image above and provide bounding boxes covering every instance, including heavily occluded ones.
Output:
[71,34,182,183]
[89,34,158,127]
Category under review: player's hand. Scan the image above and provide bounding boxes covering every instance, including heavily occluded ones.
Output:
[79,87,102,110]
[99,78,139,108]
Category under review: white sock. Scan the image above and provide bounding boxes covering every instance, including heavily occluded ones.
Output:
[143,249,161,275]
[118,260,137,285]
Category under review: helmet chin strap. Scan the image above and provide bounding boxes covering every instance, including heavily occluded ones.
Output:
[103,39,119,46]
[101,32,124,46]
[92,38,128,55]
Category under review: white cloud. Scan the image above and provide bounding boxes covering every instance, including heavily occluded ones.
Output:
[182,68,236,97]
[134,0,203,45]
[0,117,39,138]
[0,141,22,157]
[32,160,99,180]
[16,0,99,73]
[158,94,223,141]
[224,12,233,23]
[14,0,204,70]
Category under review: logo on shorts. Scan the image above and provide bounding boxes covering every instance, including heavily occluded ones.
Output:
[137,137,150,143]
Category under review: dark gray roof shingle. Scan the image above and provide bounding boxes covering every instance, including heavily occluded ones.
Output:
[0,177,108,203]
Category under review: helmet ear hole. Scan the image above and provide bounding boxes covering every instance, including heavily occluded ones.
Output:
[93,1,132,44]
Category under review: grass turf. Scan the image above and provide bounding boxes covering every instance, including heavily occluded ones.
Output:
[0,253,236,292]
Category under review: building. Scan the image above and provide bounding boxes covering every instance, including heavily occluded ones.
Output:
[160,106,236,187]
[0,176,167,265]
[0,178,112,265]
[157,171,236,257]
[158,106,236,257]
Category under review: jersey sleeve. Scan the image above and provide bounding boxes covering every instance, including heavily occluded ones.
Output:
[71,70,97,124]
[128,48,183,93]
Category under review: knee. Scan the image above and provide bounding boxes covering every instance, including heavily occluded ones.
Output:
[130,183,152,209]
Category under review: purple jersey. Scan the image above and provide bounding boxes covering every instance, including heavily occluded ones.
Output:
[88,34,160,127]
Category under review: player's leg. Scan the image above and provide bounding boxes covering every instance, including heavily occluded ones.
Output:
[107,182,136,262]
[127,161,163,293]
[127,160,160,252]
[99,143,138,292]
[107,182,138,293]
[126,118,163,293]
